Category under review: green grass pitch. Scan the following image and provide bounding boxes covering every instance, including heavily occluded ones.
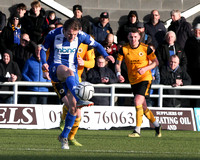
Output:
[0,128,200,160]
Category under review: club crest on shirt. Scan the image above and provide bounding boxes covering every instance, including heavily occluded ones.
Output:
[78,48,83,53]
[139,52,144,56]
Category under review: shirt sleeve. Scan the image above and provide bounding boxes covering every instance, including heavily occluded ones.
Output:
[147,46,157,61]
[117,47,124,62]
[84,48,95,68]
[80,31,109,58]
[40,29,56,64]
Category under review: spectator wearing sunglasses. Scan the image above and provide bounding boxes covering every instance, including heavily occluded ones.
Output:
[0,13,25,53]
[12,33,36,72]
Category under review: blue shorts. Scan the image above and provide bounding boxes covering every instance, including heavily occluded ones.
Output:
[49,63,79,82]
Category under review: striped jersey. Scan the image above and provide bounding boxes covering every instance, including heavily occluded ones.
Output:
[41,27,108,72]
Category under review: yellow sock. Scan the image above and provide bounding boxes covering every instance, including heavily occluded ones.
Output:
[136,105,143,127]
[144,108,156,123]
[61,105,68,121]
[68,117,81,140]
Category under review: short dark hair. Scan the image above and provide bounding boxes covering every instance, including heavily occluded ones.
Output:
[17,3,27,10]
[63,18,81,31]
[129,27,140,34]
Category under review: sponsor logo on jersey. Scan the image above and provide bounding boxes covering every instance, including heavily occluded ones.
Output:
[57,48,76,54]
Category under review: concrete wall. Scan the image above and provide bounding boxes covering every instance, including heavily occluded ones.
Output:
[0,0,200,34]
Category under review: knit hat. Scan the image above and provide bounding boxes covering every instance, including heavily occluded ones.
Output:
[73,5,82,12]
[100,12,109,18]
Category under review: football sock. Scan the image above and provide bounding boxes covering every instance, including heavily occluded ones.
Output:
[144,108,159,127]
[61,112,76,138]
[68,117,81,140]
[65,76,79,102]
[61,105,68,121]
[136,105,143,127]
[144,108,156,122]
[135,126,141,134]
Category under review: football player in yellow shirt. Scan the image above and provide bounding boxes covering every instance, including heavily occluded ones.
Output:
[115,28,161,137]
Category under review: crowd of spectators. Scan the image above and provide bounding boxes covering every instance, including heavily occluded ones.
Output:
[0,1,200,107]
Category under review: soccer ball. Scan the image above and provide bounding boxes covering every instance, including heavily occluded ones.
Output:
[75,81,94,101]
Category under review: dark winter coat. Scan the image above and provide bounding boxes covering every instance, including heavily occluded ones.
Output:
[168,17,193,49]
[86,66,118,105]
[184,36,200,85]
[156,42,187,71]
[0,50,21,100]
[145,20,166,48]
[92,22,113,43]
[160,65,191,107]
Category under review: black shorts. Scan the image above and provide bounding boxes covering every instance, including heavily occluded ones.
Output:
[131,81,151,97]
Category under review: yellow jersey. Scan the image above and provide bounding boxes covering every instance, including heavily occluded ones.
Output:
[77,43,95,82]
[117,43,157,85]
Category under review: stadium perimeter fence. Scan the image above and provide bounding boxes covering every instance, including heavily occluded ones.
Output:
[0,81,200,107]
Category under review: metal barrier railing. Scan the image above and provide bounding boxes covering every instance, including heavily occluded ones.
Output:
[1,81,200,107]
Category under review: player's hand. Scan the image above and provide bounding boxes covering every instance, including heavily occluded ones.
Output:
[117,75,125,83]
[105,55,115,63]
[43,71,51,80]
[42,63,49,71]
[77,55,84,66]
[137,67,146,75]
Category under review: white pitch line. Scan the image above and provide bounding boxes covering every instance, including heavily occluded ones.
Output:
[1,148,200,155]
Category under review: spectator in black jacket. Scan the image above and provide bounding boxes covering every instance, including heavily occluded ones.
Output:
[86,55,118,105]
[0,13,24,53]
[168,9,193,49]
[0,10,6,35]
[16,3,32,35]
[28,0,46,44]
[185,23,200,85]
[184,23,200,107]
[0,49,21,103]
[145,10,166,48]
[117,10,139,44]
[156,31,187,71]
[73,5,91,34]
[92,12,113,43]
[160,55,191,107]
[12,33,35,72]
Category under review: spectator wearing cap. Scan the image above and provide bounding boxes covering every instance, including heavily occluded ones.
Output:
[73,4,91,34]
[92,11,113,43]
[145,10,166,48]
[0,49,21,104]
[117,10,139,44]
[137,22,152,45]
[0,13,25,53]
